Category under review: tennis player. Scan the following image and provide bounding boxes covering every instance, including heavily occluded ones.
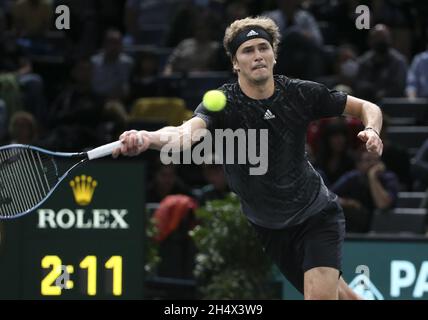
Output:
[113,17,383,300]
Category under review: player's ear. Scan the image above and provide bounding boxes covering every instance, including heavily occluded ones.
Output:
[232,57,240,72]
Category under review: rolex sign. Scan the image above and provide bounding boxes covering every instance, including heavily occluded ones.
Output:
[37,174,129,230]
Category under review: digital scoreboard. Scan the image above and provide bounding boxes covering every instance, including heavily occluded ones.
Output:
[0,159,146,299]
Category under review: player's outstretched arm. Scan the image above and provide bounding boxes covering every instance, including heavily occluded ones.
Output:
[343,95,383,156]
[112,117,207,157]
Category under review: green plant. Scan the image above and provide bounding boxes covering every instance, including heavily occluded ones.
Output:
[190,193,278,299]
[144,215,161,276]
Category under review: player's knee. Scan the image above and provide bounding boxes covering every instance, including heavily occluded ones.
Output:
[304,267,340,300]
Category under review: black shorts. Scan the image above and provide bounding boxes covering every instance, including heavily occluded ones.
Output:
[250,199,346,294]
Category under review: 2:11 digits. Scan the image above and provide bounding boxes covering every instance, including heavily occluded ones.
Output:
[41,255,122,296]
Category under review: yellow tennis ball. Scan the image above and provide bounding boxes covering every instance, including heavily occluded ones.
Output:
[203,90,226,112]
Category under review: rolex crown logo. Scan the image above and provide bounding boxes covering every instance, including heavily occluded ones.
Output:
[69,175,98,206]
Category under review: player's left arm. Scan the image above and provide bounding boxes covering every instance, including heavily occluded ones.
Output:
[343,95,383,156]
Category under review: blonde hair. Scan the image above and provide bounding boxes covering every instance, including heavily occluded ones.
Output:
[223,16,281,59]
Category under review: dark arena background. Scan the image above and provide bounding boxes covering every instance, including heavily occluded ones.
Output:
[0,0,428,304]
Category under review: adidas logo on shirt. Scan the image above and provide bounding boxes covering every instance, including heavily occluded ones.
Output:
[247,30,259,37]
[263,109,276,120]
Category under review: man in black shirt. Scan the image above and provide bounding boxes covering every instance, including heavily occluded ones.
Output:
[113,17,383,300]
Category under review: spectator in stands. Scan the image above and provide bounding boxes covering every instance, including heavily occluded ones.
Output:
[336,44,359,91]
[166,0,223,47]
[0,99,7,141]
[43,58,103,150]
[0,72,22,126]
[305,0,368,50]
[0,21,47,128]
[208,1,251,72]
[411,138,428,191]
[315,120,355,186]
[93,0,126,40]
[318,44,359,95]
[307,116,364,164]
[8,111,38,144]
[380,115,412,190]
[195,162,230,204]
[98,99,129,145]
[91,29,134,100]
[152,194,198,280]
[264,0,325,80]
[355,24,407,102]
[129,49,160,102]
[12,0,53,37]
[0,19,24,125]
[147,163,191,203]
[58,0,100,57]
[224,1,250,25]
[163,13,220,75]
[264,0,323,45]
[165,0,199,48]
[332,149,399,232]
[0,8,5,32]
[125,0,181,45]
[406,43,428,98]
[370,0,413,60]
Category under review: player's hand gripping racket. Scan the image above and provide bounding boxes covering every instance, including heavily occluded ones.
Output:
[0,135,143,219]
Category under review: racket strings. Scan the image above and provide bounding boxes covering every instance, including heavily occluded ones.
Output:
[0,147,58,217]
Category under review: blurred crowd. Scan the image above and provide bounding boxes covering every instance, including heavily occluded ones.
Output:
[1,0,428,236]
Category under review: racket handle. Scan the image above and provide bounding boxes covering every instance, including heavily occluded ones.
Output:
[87,141,122,160]
[87,133,144,160]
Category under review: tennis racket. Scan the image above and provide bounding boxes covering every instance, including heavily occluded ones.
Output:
[0,137,140,219]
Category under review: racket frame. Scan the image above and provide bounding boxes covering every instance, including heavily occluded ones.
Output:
[0,144,88,219]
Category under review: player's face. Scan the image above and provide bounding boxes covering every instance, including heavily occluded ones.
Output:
[233,38,275,84]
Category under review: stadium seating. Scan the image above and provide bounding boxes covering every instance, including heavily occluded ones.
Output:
[386,126,428,155]
[130,97,193,126]
[137,25,169,46]
[396,192,426,208]
[371,208,427,235]
[381,98,428,125]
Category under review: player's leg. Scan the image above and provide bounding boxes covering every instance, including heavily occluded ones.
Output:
[304,266,340,299]
[305,266,364,300]
[300,198,347,299]
[249,221,306,294]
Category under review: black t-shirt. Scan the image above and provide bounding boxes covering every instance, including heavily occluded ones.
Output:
[193,75,347,229]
